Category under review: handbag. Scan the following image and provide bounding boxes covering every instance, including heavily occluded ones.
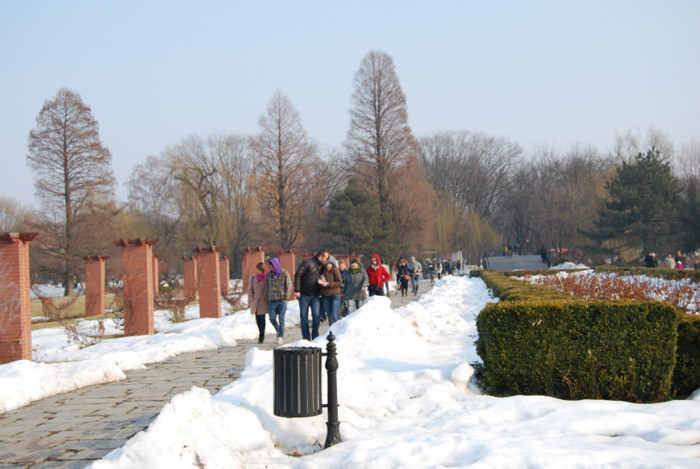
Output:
[403,274,411,281]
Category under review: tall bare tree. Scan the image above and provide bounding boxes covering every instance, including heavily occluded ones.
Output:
[418,131,521,223]
[505,145,610,260]
[27,88,118,295]
[251,91,317,249]
[417,131,521,258]
[345,50,416,219]
[127,134,253,275]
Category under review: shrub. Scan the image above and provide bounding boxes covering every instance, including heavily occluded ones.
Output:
[476,299,679,402]
[472,270,572,302]
[673,314,700,397]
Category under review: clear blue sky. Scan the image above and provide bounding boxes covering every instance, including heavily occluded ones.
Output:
[1,0,698,207]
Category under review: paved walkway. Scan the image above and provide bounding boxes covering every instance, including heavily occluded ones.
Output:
[0,280,434,469]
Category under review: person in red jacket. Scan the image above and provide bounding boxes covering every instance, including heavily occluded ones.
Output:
[366,253,391,297]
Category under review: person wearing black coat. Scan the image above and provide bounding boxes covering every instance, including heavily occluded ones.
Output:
[294,249,329,340]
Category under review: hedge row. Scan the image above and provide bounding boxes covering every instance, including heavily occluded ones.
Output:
[674,315,700,396]
[476,299,678,402]
[472,270,700,401]
[470,270,573,301]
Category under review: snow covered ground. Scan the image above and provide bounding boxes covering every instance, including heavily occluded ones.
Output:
[3,276,699,468]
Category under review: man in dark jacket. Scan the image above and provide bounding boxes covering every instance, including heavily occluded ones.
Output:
[294,249,330,340]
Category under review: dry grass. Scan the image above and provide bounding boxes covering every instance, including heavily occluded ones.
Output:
[30,293,120,330]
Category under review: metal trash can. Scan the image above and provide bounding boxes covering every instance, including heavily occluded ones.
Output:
[273,346,322,417]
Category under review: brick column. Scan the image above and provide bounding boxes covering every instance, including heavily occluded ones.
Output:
[182,256,198,303]
[114,238,158,336]
[220,256,230,296]
[241,247,266,293]
[152,255,160,295]
[0,232,37,364]
[275,249,297,300]
[194,246,225,318]
[84,255,109,318]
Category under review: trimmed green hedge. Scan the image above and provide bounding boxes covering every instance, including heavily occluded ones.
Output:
[471,270,573,302]
[476,300,679,402]
[472,269,700,400]
[673,315,700,397]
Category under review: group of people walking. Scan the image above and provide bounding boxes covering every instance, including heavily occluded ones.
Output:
[396,256,422,296]
[644,250,698,270]
[248,250,399,345]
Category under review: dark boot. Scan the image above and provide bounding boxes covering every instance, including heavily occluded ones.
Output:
[258,334,264,344]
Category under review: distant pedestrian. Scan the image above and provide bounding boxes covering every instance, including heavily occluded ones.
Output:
[264,257,292,345]
[409,256,422,296]
[367,253,391,297]
[343,259,368,313]
[664,254,676,269]
[675,251,685,267]
[397,258,410,296]
[643,252,657,268]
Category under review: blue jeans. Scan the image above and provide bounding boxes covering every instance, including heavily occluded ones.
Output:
[298,294,321,340]
[346,298,366,314]
[268,300,287,339]
[321,294,341,326]
[411,275,420,294]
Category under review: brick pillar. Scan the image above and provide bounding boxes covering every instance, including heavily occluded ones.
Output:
[194,247,224,318]
[220,256,230,297]
[241,247,266,293]
[275,249,297,300]
[84,255,109,318]
[182,256,198,303]
[152,255,160,295]
[114,238,158,336]
[0,232,37,364]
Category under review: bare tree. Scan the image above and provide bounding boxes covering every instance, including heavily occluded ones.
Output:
[612,127,674,164]
[301,147,348,249]
[418,131,521,223]
[0,196,29,232]
[128,134,253,275]
[504,145,610,259]
[127,154,183,273]
[27,88,118,295]
[675,138,700,181]
[251,91,317,249]
[345,50,416,219]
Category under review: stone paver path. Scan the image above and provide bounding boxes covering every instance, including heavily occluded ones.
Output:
[0,280,435,468]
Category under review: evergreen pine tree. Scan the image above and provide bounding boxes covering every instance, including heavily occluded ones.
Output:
[587,148,680,255]
[320,180,394,255]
